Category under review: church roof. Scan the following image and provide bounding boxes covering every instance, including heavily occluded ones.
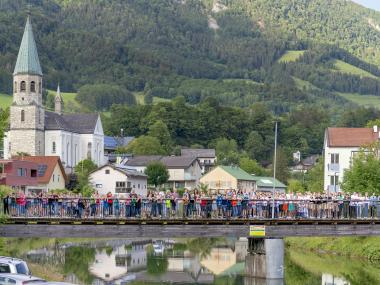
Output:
[45,111,99,134]
[14,16,42,76]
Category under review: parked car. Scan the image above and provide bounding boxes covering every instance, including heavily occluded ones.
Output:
[0,273,45,284]
[0,257,30,275]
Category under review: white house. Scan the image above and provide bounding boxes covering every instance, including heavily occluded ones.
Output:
[323,126,379,193]
[125,155,202,190]
[181,148,216,174]
[89,164,148,196]
[3,17,105,170]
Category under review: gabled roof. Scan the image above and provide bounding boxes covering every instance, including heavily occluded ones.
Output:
[14,17,42,76]
[219,166,256,181]
[91,164,147,178]
[251,176,286,188]
[125,155,199,169]
[17,156,67,184]
[160,156,199,169]
[45,111,99,134]
[326,127,378,147]
[125,156,163,167]
[181,148,216,158]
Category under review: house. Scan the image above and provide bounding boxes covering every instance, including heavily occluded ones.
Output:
[290,155,319,173]
[89,164,148,196]
[3,17,105,169]
[124,155,202,190]
[0,159,38,193]
[200,166,256,192]
[323,126,379,193]
[104,136,134,157]
[19,156,67,193]
[181,148,216,174]
[251,176,287,193]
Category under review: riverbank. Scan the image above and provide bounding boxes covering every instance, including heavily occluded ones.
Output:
[286,237,380,261]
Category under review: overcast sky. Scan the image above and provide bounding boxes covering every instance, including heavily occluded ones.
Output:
[351,0,380,11]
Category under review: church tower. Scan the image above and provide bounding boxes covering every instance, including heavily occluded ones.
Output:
[8,16,45,156]
[54,84,63,115]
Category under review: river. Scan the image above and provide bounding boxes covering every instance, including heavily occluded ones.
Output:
[1,237,379,285]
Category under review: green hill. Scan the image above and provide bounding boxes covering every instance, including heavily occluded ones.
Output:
[0,94,12,109]
[1,0,380,112]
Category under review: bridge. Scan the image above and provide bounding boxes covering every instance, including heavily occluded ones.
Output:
[3,218,380,238]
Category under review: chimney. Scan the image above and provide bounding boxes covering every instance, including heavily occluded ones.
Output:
[374,125,378,133]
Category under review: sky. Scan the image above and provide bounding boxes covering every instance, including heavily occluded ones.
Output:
[351,0,380,11]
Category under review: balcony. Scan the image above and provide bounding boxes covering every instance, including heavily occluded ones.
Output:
[328,163,340,172]
[115,187,132,193]
[327,185,340,193]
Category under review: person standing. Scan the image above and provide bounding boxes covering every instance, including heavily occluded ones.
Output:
[3,194,10,215]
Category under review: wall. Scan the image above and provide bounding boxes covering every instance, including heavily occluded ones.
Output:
[200,167,237,190]
[45,163,66,190]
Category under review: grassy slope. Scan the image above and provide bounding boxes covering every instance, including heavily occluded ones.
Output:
[287,237,380,261]
[333,59,378,79]
[278,50,306,63]
[0,93,12,109]
[336,92,380,109]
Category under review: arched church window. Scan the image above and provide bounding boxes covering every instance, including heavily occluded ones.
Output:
[87,142,92,160]
[21,110,25,122]
[39,82,41,94]
[30,81,36,93]
[52,142,56,153]
[20,81,26,92]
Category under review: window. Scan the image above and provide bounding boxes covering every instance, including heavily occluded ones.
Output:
[15,262,28,275]
[87,142,92,159]
[138,184,140,189]
[52,142,56,153]
[31,169,37,177]
[30,81,36,92]
[20,81,26,92]
[331,153,339,164]
[17,168,26,176]
[0,264,10,273]
[330,175,339,186]
[21,110,25,122]
[96,184,103,188]
[38,141,41,154]
[105,169,110,174]
[53,174,55,182]
[127,181,131,188]
[116,181,126,188]
[58,174,60,182]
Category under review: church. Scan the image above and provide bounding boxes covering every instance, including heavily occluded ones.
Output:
[3,17,105,170]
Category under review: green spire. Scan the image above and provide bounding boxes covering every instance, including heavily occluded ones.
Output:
[13,16,42,76]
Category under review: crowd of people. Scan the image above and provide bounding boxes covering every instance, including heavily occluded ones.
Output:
[2,190,380,220]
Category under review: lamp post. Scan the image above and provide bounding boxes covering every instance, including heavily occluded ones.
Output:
[272,121,278,219]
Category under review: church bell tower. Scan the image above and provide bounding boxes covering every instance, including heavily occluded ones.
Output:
[7,16,45,157]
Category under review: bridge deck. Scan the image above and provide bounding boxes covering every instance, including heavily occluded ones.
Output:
[2,218,380,238]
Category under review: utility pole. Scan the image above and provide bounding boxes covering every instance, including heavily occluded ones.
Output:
[272,121,278,219]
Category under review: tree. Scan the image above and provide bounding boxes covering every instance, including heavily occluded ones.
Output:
[148,120,172,153]
[239,157,267,176]
[244,131,265,161]
[270,147,290,184]
[124,136,166,155]
[215,138,240,165]
[74,159,97,194]
[287,179,305,194]
[144,161,169,188]
[342,152,380,195]
[304,158,324,193]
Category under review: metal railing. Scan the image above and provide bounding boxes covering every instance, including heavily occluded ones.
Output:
[2,198,380,220]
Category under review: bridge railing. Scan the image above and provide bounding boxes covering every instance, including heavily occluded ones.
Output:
[2,198,379,220]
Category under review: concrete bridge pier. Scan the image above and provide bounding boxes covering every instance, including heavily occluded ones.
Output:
[245,238,284,285]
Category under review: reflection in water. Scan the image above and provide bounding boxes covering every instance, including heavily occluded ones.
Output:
[1,237,361,285]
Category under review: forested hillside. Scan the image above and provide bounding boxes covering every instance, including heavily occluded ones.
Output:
[1,0,380,113]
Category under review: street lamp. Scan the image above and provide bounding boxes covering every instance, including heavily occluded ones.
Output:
[272,121,278,219]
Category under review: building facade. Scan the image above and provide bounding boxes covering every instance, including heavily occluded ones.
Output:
[181,148,216,174]
[0,159,38,192]
[89,165,148,196]
[323,127,379,193]
[3,17,105,170]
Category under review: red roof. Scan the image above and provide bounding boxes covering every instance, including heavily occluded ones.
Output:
[16,156,67,184]
[327,128,379,147]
